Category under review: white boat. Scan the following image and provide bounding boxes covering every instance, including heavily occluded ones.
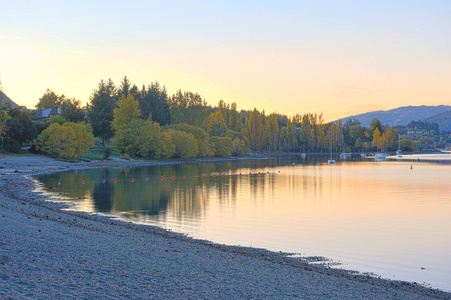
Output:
[375,153,389,158]
[375,152,389,161]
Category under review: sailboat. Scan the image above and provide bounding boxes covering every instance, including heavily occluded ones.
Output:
[328,129,335,164]
[396,133,403,156]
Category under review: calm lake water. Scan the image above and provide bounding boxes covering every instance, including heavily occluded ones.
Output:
[36,155,451,291]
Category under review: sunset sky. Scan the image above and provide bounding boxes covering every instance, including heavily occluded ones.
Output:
[1,1,450,121]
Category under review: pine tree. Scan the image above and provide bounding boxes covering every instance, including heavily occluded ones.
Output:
[139,82,170,125]
[87,79,117,144]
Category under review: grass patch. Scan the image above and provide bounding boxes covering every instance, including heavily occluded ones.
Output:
[84,139,121,160]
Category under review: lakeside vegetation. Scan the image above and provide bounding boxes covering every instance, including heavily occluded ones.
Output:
[1,76,450,160]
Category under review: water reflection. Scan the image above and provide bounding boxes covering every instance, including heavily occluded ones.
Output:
[38,156,331,219]
[36,155,451,291]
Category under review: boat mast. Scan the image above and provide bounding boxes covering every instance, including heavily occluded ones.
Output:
[330,128,333,159]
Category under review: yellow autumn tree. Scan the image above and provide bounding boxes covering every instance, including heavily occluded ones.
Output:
[244,108,267,151]
[35,122,95,159]
[372,127,381,150]
[207,110,228,137]
[111,93,141,132]
[64,122,95,157]
[267,113,279,151]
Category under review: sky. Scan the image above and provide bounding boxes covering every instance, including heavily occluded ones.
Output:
[1,0,450,122]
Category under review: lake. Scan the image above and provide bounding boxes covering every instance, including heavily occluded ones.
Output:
[36,155,451,292]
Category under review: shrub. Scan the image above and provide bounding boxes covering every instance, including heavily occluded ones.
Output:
[103,147,112,159]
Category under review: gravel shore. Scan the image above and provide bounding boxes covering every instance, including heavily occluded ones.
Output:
[1,154,450,299]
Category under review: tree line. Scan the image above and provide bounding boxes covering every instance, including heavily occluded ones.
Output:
[0,76,446,158]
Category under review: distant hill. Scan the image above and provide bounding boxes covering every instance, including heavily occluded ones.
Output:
[339,105,451,128]
[424,110,451,132]
[0,91,19,109]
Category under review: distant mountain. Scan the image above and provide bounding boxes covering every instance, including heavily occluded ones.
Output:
[0,91,19,109]
[424,110,451,132]
[339,105,451,128]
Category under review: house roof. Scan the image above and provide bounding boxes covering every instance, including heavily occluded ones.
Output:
[33,108,58,118]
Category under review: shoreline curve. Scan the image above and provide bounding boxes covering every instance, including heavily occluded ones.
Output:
[1,154,450,299]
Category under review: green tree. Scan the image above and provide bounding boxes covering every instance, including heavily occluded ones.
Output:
[118,75,132,98]
[225,130,251,155]
[418,136,436,150]
[45,123,77,158]
[0,109,10,141]
[267,113,279,151]
[137,121,167,159]
[229,102,242,132]
[0,109,11,149]
[61,98,85,123]
[5,109,37,148]
[210,136,235,156]
[367,118,384,138]
[139,82,171,125]
[286,117,297,151]
[349,124,366,141]
[243,108,267,151]
[278,126,289,151]
[49,114,67,125]
[36,89,64,110]
[166,129,198,158]
[34,122,94,158]
[160,131,176,158]
[400,137,417,152]
[112,118,142,157]
[88,79,117,144]
[165,123,213,157]
[382,125,397,151]
[208,110,228,137]
[168,90,210,127]
[112,119,165,159]
[65,122,95,157]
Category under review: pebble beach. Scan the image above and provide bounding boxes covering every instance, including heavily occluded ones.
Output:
[1,154,450,299]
